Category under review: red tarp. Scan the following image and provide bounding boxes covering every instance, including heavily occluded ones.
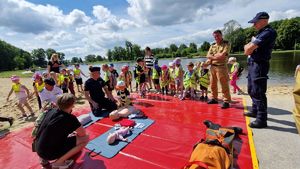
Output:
[0,94,253,169]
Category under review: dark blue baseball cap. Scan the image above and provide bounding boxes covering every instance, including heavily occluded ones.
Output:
[248,12,269,23]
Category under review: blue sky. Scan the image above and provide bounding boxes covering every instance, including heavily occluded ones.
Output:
[0,0,299,59]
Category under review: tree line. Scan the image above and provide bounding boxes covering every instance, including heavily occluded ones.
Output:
[0,17,299,71]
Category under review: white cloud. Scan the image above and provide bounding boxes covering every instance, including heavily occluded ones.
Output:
[145,29,214,48]
[269,9,300,21]
[127,0,222,25]
[0,0,299,60]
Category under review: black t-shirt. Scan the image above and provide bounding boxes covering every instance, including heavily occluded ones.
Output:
[36,109,81,155]
[117,88,130,97]
[48,61,61,73]
[135,65,146,83]
[84,77,106,101]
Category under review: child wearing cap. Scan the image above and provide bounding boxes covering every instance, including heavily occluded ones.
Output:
[32,73,44,109]
[180,62,198,100]
[115,80,131,107]
[160,64,170,95]
[7,75,35,118]
[168,62,176,95]
[73,64,87,92]
[152,60,161,93]
[228,57,244,95]
[174,58,184,97]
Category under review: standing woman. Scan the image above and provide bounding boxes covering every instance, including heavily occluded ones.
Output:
[47,53,63,74]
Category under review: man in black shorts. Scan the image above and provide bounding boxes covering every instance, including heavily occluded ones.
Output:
[35,93,89,168]
[84,67,117,116]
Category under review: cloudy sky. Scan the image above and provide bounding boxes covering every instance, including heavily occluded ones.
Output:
[0,0,299,59]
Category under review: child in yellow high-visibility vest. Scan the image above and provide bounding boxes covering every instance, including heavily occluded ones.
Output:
[7,75,35,118]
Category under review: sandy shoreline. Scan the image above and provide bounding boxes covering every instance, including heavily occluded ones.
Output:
[0,77,294,132]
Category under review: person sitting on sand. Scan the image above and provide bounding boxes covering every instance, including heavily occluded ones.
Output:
[34,93,89,169]
[7,75,35,119]
[39,78,63,107]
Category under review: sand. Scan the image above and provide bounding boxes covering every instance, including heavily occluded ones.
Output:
[0,77,295,132]
[0,78,90,132]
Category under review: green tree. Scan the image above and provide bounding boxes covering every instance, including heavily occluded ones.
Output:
[131,44,142,60]
[32,48,46,67]
[169,44,178,53]
[189,42,197,53]
[178,44,188,52]
[79,57,83,63]
[14,55,25,70]
[71,57,79,63]
[96,55,104,61]
[276,18,300,50]
[200,41,210,51]
[125,41,133,60]
[225,28,246,52]
[107,49,112,61]
[85,55,97,62]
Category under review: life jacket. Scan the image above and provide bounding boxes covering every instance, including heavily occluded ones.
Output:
[103,70,110,82]
[58,74,69,86]
[12,83,22,93]
[73,68,81,77]
[199,69,209,89]
[184,70,197,88]
[183,128,235,169]
[152,66,160,79]
[175,66,184,79]
[117,89,131,106]
[160,69,170,87]
[230,62,239,74]
[35,82,45,92]
[119,72,126,82]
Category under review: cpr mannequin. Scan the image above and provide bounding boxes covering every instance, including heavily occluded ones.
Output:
[109,106,144,120]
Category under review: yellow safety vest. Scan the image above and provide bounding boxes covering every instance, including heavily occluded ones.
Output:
[184,70,197,88]
[199,70,210,89]
[175,66,184,78]
[12,83,21,92]
[160,69,170,87]
[35,82,45,92]
[103,71,110,82]
[230,62,239,73]
[74,68,81,76]
[152,67,159,79]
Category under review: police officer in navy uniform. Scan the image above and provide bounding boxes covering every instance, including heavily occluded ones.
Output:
[244,12,277,128]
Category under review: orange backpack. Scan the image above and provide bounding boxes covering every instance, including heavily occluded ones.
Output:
[183,128,235,169]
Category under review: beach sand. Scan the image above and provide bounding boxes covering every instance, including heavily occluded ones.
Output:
[0,77,295,132]
[0,78,90,132]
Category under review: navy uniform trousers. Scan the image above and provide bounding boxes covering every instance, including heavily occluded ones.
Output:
[247,60,269,122]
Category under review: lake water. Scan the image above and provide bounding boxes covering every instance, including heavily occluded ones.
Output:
[76,51,300,86]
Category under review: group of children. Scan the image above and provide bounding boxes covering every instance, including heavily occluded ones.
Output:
[131,57,211,101]
[5,56,244,122]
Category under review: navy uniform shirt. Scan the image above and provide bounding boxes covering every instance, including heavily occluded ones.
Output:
[250,25,277,62]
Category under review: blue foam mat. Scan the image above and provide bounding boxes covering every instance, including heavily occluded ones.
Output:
[86,118,154,158]
[83,111,110,128]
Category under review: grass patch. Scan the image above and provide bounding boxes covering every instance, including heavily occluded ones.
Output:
[0,70,34,78]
